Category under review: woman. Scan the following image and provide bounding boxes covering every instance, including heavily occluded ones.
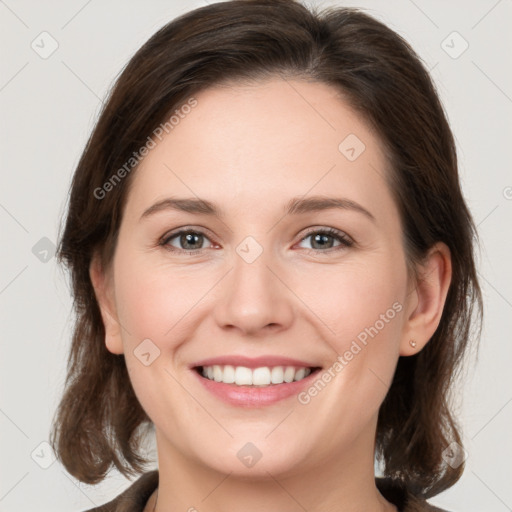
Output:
[50,1,482,511]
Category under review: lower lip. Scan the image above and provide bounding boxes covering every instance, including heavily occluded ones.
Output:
[193,368,320,407]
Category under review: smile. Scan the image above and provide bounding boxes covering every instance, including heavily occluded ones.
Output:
[191,358,322,406]
[197,365,316,386]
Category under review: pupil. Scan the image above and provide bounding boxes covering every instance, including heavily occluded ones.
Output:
[182,232,202,250]
[313,233,332,249]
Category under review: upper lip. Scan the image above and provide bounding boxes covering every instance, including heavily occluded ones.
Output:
[191,355,321,369]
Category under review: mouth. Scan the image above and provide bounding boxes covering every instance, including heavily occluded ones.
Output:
[191,358,322,407]
[194,364,321,386]
[191,364,321,408]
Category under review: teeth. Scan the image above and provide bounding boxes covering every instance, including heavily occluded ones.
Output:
[200,365,313,386]
[271,366,284,384]
[223,365,235,384]
[235,366,253,385]
[284,366,295,383]
[294,368,306,381]
[213,365,223,382]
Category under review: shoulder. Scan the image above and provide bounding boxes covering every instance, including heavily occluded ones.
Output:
[79,470,159,512]
[376,477,453,512]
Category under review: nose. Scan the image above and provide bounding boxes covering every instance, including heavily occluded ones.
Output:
[212,245,295,338]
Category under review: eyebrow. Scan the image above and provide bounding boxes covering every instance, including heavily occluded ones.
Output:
[140,195,376,222]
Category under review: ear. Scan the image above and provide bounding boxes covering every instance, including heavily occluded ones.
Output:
[400,242,452,356]
[89,253,124,355]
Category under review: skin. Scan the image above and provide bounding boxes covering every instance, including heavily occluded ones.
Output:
[90,78,452,512]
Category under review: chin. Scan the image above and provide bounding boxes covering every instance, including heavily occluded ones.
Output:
[187,433,312,479]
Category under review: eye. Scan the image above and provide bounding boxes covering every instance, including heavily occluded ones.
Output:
[159,227,354,255]
[160,229,214,254]
[296,228,353,252]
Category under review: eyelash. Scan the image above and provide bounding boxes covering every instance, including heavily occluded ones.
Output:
[158,227,354,256]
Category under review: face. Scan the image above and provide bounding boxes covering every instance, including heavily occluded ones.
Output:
[94,78,422,479]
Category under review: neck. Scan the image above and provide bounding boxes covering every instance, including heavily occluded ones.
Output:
[150,424,396,512]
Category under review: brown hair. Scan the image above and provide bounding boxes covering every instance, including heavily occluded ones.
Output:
[50,0,482,499]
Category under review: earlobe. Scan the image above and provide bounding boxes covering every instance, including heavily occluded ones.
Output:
[89,254,124,355]
[400,242,452,356]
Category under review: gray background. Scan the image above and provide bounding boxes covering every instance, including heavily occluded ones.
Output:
[1,0,511,510]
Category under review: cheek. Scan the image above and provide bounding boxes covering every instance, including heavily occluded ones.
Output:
[293,255,406,414]
[111,254,207,427]
[262,258,407,465]
[297,255,406,349]
[113,255,210,344]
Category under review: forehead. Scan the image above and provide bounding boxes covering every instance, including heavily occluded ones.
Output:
[126,78,394,221]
